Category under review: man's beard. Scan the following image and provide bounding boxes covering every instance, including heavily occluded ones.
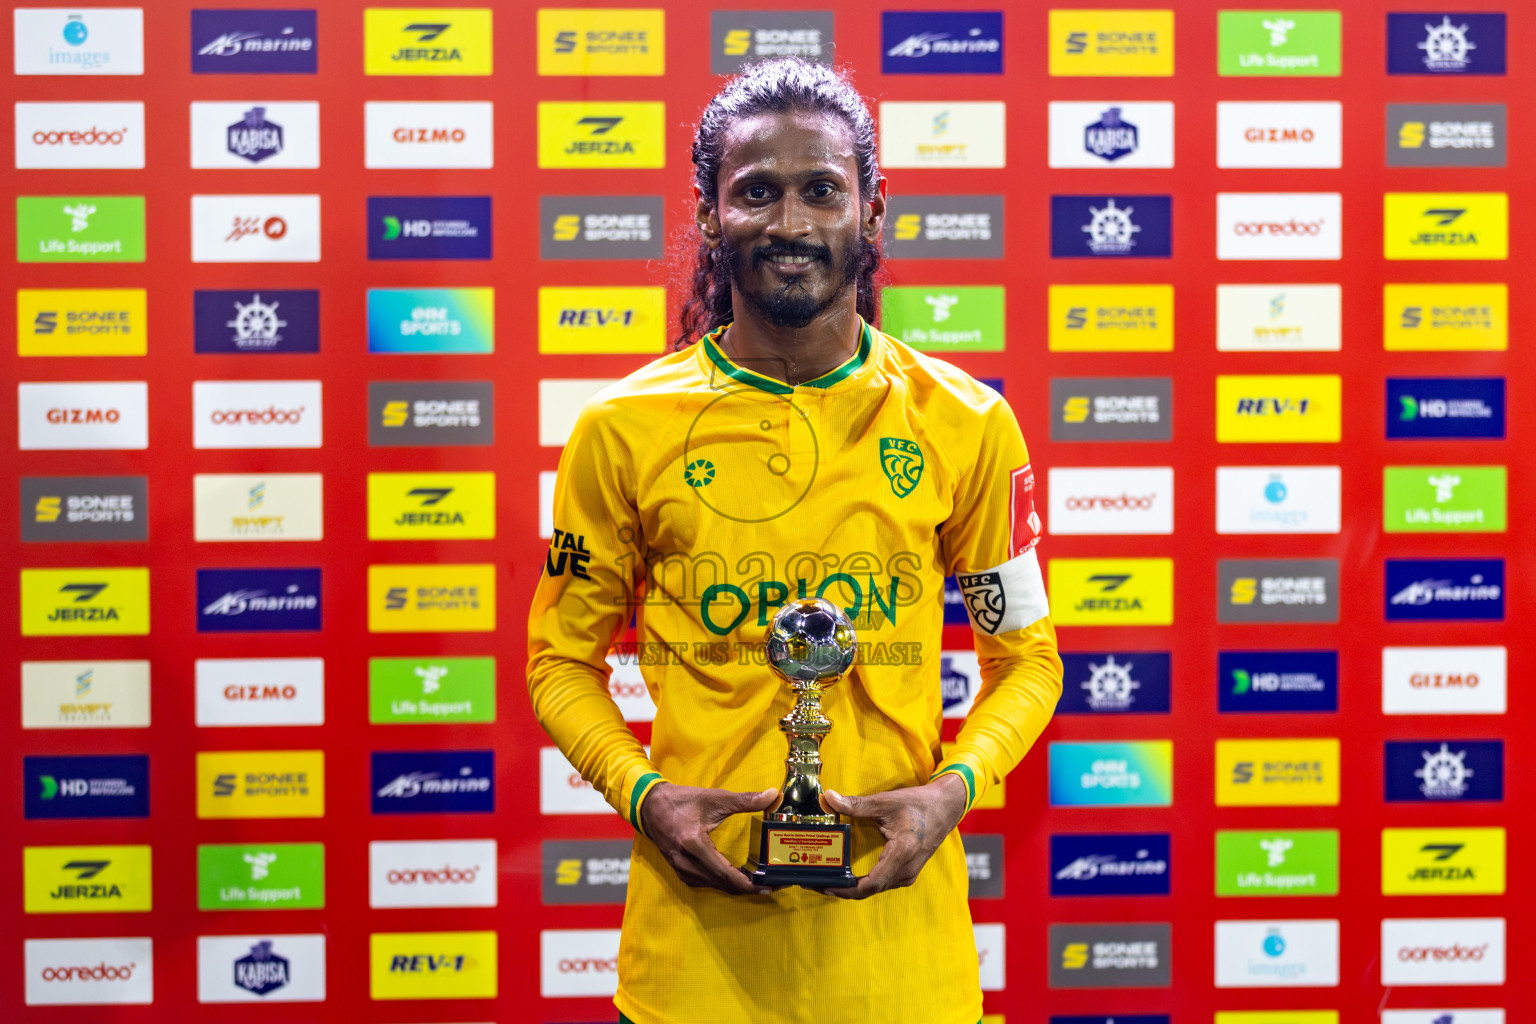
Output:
[720,234,862,329]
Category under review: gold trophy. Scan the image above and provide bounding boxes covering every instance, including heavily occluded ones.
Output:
[746,597,857,888]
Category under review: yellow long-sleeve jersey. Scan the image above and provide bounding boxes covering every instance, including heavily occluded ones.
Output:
[527,319,1063,1024]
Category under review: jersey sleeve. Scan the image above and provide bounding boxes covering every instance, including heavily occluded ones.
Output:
[526,399,666,834]
[932,395,1063,812]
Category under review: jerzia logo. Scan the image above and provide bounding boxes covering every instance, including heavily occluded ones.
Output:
[364,9,492,75]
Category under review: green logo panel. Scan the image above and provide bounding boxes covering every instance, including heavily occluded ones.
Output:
[1216,829,1338,896]
[17,196,146,262]
[880,286,1004,352]
[198,842,325,910]
[369,656,497,724]
[1218,11,1342,76]
[1384,466,1506,532]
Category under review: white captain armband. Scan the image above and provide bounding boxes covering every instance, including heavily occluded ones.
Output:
[955,548,1050,636]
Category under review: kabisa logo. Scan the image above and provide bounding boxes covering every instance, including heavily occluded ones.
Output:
[1048,924,1172,989]
[538,8,664,75]
[541,839,633,904]
[367,287,494,354]
[1383,283,1506,351]
[1049,9,1174,77]
[882,195,1005,259]
[881,11,1003,74]
[1388,103,1506,167]
[20,477,147,543]
[368,381,494,446]
[1048,558,1174,626]
[1387,378,1504,440]
[1219,559,1339,624]
[196,934,325,1003]
[1220,651,1338,713]
[1382,827,1505,895]
[192,10,318,73]
[191,101,318,169]
[537,101,666,169]
[1383,192,1508,260]
[1386,558,1504,621]
[1051,195,1172,258]
[712,11,835,73]
[20,567,150,637]
[372,750,495,815]
[196,568,322,633]
[1388,13,1505,75]
[226,107,282,162]
[1217,739,1340,807]
[364,9,493,75]
[539,195,665,260]
[194,290,320,354]
[1057,652,1171,714]
[1215,829,1340,897]
[24,937,154,1007]
[1214,920,1340,988]
[1048,102,1174,169]
[24,755,150,820]
[1086,106,1138,160]
[234,941,289,997]
[1385,740,1503,803]
[1049,741,1173,808]
[14,9,145,76]
[15,102,146,169]
[24,845,153,913]
[368,196,492,260]
[1050,833,1171,896]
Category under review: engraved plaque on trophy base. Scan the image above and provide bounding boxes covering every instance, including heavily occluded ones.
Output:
[747,817,855,888]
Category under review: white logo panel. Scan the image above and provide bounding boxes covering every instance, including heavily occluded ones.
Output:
[18,381,148,450]
[1215,919,1340,988]
[369,839,498,908]
[15,102,145,168]
[1217,193,1342,261]
[1216,466,1341,534]
[540,746,619,815]
[1381,918,1505,986]
[25,937,153,1005]
[22,660,151,729]
[193,380,322,449]
[195,658,325,727]
[1217,101,1343,168]
[14,8,145,76]
[940,650,982,720]
[1382,1012,1503,1024]
[190,102,320,169]
[539,379,616,447]
[879,101,1006,169]
[1382,646,1506,715]
[1048,101,1175,168]
[193,473,324,541]
[364,101,494,169]
[1216,284,1341,352]
[191,194,320,263]
[974,923,1005,991]
[1047,467,1174,535]
[196,934,326,1003]
[539,470,557,539]
[603,656,657,723]
[540,929,621,998]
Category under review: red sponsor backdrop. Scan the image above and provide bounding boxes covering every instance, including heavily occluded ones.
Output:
[1,1,1528,1021]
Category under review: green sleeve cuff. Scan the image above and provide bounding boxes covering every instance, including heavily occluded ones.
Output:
[930,764,978,812]
[628,772,665,838]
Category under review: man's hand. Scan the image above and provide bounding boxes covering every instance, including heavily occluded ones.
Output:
[821,772,969,900]
[639,782,780,895]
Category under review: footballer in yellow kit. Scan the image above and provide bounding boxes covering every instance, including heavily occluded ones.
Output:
[528,59,1062,1024]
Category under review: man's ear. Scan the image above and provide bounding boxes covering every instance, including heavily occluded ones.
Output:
[695,185,722,251]
[861,176,889,243]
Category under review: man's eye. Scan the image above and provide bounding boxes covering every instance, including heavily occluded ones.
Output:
[809,183,835,198]
[746,186,773,200]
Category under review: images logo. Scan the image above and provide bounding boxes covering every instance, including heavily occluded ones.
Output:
[194,289,320,354]
[537,101,666,169]
[17,287,146,357]
[1382,645,1507,716]
[372,750,495,815]
[24,844,152,913]
[1380,918,1506,986]
[24,937,154,1006]
[20,659,151,730]
[880,286,1005,352]
[14,8,145,76]
[1217,192,1341,260]
[1048,923,1172,988]
[366,473,495,540]
[1050,377,1172,442]
[190,102,319,169]
[1382,828,1505,895]
[882,10,1002,74]
[15,102,145,169]
[1383,283,1506,350]
[368,196,491,260]
[192,10,317,73]
[1049,558,1174,626]
[538,287,666,354]
[368,564,496,632]
[1058,651,1172,714]
[539,195,664,261]
[1215,919,1340,987]
[537,8,663,75]
[364,100,494,168]
[1218,11,1341,76]
[24,755,150,820]
[1048,102,1175,169]
[20,477,147,542]
[1048,284,1172,351]
[1049,10,1173,76]
[370,839,497,908]
[879,101,1006,169]
[1385,740,1503,803]
[882,195,1004,259]
[368,288,493,353]
[1384,466,1505,533]
[1050,833,1170,895]
[197,842,325,910]
[1216,101,1342,168]
[1218,559,1339,624]
[1219,651,1338,712]
[17,195,145,262]
[712,10,834,73]
[1049,741,1173,807]
[196,750,324,819]
[364,8,492,75]
[1216,284,1341,351]
[1387,377,1504,439]
[196,568,321,633]
[1051,195,1172,258]
[1216,466,1341,534]
[20,567,150,637]
[1388,103,1506,167]
[369,656,497,725]
[196,934,325,1002]
[1047,467,1173,536]
[1386,558,1504,621]
[1217,738,1340,806]
[1384,192,1508,259]
[1215,830,1339,896]
[1216,374,1340,443]
[1388,13,1505,76]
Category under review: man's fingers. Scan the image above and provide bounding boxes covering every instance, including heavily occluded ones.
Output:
[821,788,870,819]
[683,832,771,895]
[703,787,779,827]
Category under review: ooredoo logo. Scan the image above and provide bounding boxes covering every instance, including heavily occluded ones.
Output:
[16,102,147,169]
[370,839,497,908]
[1047,467,1173,535]
[25,937,154,1005]
[1217,192,1341,260]
[1233,219,1324,235]
[541,929,622,997]
[193,381,322,449]
[1381,918,1504,985]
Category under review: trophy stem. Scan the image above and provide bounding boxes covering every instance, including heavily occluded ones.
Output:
[770,683,837,824]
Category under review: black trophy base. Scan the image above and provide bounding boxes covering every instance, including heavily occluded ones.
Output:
[746,816,856,888]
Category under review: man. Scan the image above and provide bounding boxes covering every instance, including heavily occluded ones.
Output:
[528,58,1062,1024]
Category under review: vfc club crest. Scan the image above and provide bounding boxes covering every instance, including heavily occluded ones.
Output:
[957,570,1007,634]
[879,438,924,498]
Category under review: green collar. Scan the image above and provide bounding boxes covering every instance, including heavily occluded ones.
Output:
[700,320,874,396]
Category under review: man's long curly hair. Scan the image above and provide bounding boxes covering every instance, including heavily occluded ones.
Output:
[673,58,883,350]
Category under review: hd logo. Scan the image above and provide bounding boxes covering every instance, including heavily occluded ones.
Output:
[1383,193,1508,259]
[538,286,666,353]
[369,564,496,632]
[1381,827,1505,895]
[364,8,492,75]
[17,288,145,356]
[1048,559,1173,626]
[537,102,665,169]
[1382,283,1506,350]
[537,8,663,75]
[370,930,497,1000]
[196,750,325,819]
[24,845,152,913]
[1216,738,1339,806]
[20,567,149,636]
[367,473,494,539]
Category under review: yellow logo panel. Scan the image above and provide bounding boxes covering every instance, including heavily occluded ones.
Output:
[1216,738,1339,806]
[538,287,667,354]
[1216,1014,1338,1024]
[1048,285,1173,351]
[537,101,666,169]
[1383,192,1508,260]
[1048,558,1173,626]
[1382,827,1505,895]
[370,930,498,1000]
[367,472,495,540]
[20,567,149,637]
[1216,375,1341,443]
[18,289,146,356]
[364,8,493,75]
[196,750,325,819]
[24,845,152,913]
[537,8,665,76]
[369,564,497,633]
[1049,10,1175,76]
[1382,283,1507,350]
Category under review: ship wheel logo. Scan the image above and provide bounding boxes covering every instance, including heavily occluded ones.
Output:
[227,294,287,347]
[1082,198,1140,254]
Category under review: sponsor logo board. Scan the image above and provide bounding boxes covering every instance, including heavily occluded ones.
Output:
[369,380,494,446]
[24,937,153,1005]
[197,843,325,910]
[363,8,493,75]
[25,754,149,819]
[539,378,613,446]
[1216,738,1339,806]
[370,839,497,908]
[189,102,319,169]
[1380,918,1505,985]
[190,193,320,262]
[194,289,320,354]
[1049,558,1173,626]
[193,473,324,541]
[1218,559,1338,624]
[20,566,149,636]
[1388,103,1506,167]
[367,563,496,632]
[14,8,145,76]
[1386,740,1502,802]
[21,476,147,541]
[965,833,1004,900]
[372,750,494,814]
[368,288,493,354]
[1058,651,1171,715]
[1380,1013,1501,1024]
[1386,558,1504,621]
[18,381,148,450]
[879,101,1006,169]
[24,844,152,913]
[1384,466,1505,532]
[542,838,632,904]
[882,194,1004,259]
[1051,195,1172,258]
[370,930,497,1000]
[1055,1018,1172,1024]
[1214,919,1340,987]
[1387,377,1504,439]
[1047,466,1172,535]
[1217,101,1341,168]
[1049,923,1172,988]
[17,287,146,357]
[1049,11,1173,76]
[367,195,491,260]
[196,567,321,633]
[536,101,665,169]
[1216,374,1340,443]
[1387,13,1505,75]
[604,654,658,722]
[541,745,622,814]
[1383,283,1506,350]
[1383,646,1506,716]
[1216,466,1341,534]
[712,10,834,73]
[1214,1016,1336,1024]
[197,933,325,1002]
[193,380,321,449]
[1219,651,1338,713]
[367,472,494,539]
[17,195,144,262]
[539,195,664,260]
[541,928,620,997]
[1215,830,1339,896]
[1048,283,1172,352]
[196,750,324,819]
[881,286,1004,352]
[21,660,151,729]
[1050,377,1172,442]
[1217,11,1341,76]
[975,922,1005,991]
[940,650,981,718]
[1217,192,1341,260]
[369,656,496,724]
[191,9,317,74]
[537,7,663,75]
[882,10,1002,74]
[1216,284,1340,351]
[16,101,145,168]
[1382,827,1504,895]
[538,286,666,354]
[1384,192,1508,260]
[1050,833,1170,896]
[364,100,494,168]
[195,658,325,727]
[1048,102,1174,169]
[1049,741,1173,807]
